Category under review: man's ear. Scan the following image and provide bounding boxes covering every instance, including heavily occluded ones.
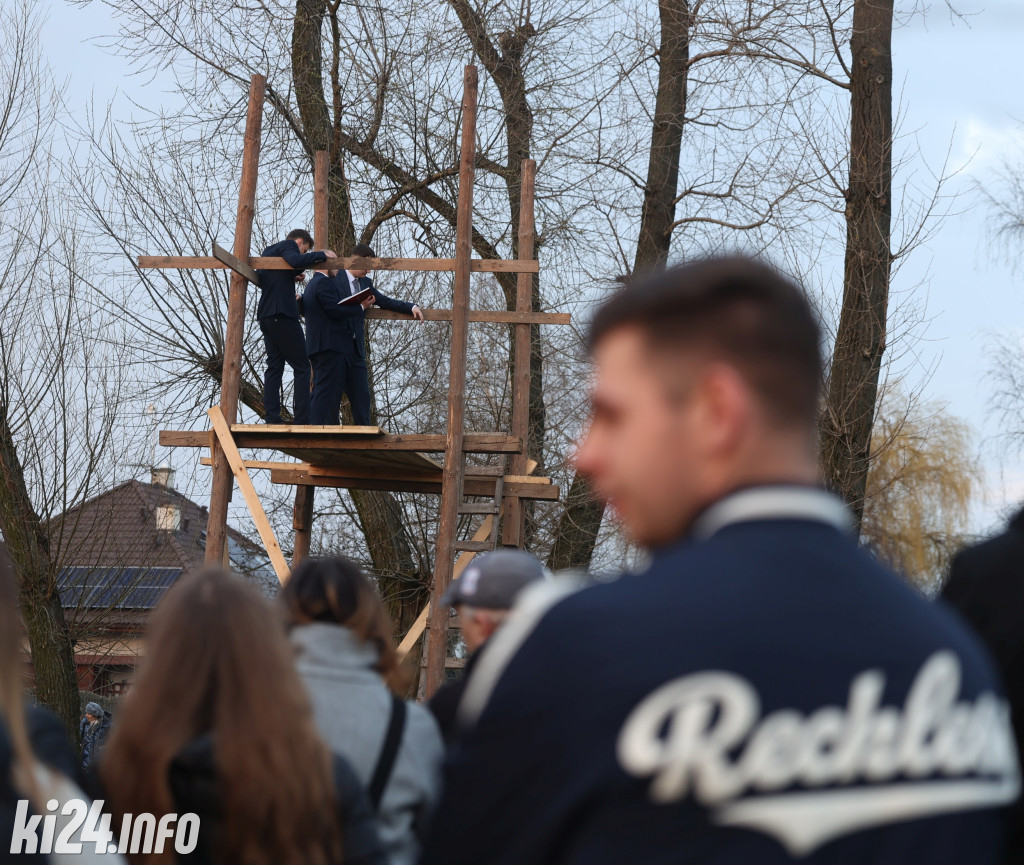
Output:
[694,363,751,455]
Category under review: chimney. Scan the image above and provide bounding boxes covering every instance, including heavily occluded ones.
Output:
[151,462,175,490]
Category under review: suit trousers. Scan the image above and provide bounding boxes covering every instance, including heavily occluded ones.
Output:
[309,350,372,426]
[259,315,310,424]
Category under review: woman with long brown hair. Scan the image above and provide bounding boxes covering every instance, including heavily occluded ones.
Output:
[281,557,443,865]
[99,567,385,865]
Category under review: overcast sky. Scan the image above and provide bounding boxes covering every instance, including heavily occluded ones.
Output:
[36,0,1024,535]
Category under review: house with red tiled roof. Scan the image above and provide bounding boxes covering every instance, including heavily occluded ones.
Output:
[50,465,277,695]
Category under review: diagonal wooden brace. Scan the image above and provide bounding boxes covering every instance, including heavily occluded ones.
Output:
[207,405,289,582]
[212,242,261,286]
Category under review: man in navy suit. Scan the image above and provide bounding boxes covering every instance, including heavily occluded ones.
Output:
[304,243,423,425]
[255,229,334,424]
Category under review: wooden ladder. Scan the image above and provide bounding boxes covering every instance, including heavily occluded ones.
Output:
[453,461,506,554]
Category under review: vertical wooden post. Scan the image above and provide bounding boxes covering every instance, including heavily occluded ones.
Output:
[502,159,536,547]
[424,66,478,697]
[205,74,266,564]
[292,149,329,566]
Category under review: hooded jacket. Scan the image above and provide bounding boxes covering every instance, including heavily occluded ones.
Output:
[291,623,444,865]
[79,710,111,769]
[168,734,385,865]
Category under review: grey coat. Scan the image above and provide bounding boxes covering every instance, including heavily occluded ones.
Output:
[292,623,444,865]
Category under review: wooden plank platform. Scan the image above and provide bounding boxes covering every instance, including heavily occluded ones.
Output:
[167,425,532,489]
[198,455,557,500]
[161,429,520,454]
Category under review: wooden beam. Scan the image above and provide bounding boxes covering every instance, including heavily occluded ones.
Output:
[208,406,290,582]
[266,468,558,501]
[365,308,569,325]
[138,255,539,273]
[427,65,478,699]
[212,242,260,286]
[229,423,381,435]
[293,149,329,568]
[504,158,537,546]
[292,484,315,566]
[396,606,431,661]
[163,429,521,453]
[206,73,265,566]
[201,457,297,471]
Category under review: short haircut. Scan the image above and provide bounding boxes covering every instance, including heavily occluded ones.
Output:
[353,243,375,258]
[286,228,314,246]
[588,255,822,428]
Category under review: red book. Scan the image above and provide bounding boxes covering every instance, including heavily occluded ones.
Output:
[338,286,374,306]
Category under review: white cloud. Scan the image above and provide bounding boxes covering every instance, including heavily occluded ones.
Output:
[959,117,1024,172]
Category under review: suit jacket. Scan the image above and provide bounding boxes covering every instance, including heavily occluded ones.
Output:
[256,239,327,320]
[304,272,415,358]
[942,507,1024,864]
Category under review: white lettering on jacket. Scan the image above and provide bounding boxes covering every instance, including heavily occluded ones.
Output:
[617,652,1020,855]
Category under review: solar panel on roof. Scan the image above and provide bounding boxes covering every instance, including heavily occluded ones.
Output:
[57,567,182,610]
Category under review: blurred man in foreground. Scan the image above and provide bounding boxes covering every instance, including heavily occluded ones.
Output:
[420,256,1019,865]
[943,509,1024,863]
[428,549,546,744]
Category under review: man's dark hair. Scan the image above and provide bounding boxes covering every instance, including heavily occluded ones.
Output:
[588,255,822,427]
[353,243,375,258]
[286,228,314,247]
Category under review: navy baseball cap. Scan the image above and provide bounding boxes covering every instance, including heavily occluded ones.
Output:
[441,549,547,609]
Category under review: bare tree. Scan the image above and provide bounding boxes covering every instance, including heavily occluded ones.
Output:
[0,0,153,733]
[819,0,895,528]
[69,0,946,595]
[548,0,830,570]
[0,0,79,733]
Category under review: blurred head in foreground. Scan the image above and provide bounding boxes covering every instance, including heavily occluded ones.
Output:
[100,567,341,865]
[575,255,822,548]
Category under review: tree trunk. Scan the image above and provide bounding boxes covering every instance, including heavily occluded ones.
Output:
[289,0,425,627]
[548,0,690,571]
[820,0,893,531]
[0,401,80,738]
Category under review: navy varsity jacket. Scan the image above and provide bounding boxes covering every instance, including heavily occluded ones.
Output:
[420,486,1019,865]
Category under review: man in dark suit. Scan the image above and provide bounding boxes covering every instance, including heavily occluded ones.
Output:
[256,229,334,424]
[304,243,423,425]
[943,509,1024,864]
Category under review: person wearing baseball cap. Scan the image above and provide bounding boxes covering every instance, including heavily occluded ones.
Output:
[428,549,546,744]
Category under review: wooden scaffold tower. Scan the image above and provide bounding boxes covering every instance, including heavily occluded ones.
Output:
[142,67,569,697]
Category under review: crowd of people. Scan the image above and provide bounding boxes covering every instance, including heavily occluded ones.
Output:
[2,254,1024,864]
